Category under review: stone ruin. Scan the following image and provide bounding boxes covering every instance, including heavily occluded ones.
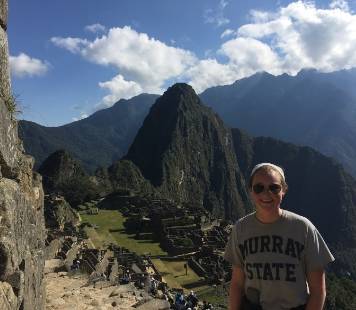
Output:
[0,1,46,309]
[102,191,234,286]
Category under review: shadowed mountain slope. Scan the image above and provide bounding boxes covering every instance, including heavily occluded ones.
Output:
[19,94,158,172]
[200,70,356,177]
[38,150,100,206]
[123,83,252,219]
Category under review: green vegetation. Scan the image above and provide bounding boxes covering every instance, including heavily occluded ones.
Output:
[81,209,166,255]
[175,238,194,247]
[325,273,356,310]
[197,285,228,308]
[151,259,209,292]
[18,93,158,172]
[2,92,20,119]
[38,150,101,207]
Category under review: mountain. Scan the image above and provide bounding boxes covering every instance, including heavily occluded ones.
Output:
[38,150,100,206]
[122,83,252,219]
[19,69,356,177]
[19,93,158,172]
[232,128,356,276]
[200,69,356,178]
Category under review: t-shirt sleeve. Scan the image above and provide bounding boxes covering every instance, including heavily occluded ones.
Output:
[305,224,335,273]
[224,223,244,268]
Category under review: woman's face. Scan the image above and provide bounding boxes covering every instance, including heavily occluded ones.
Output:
[250,169,286,214]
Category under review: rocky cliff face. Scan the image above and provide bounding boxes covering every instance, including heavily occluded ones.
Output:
[0,1,46,309]
[125,83,251,219]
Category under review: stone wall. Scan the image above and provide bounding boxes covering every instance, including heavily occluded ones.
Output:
[0,1,46,309]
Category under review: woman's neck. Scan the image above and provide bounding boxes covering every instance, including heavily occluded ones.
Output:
[255,207,283,224]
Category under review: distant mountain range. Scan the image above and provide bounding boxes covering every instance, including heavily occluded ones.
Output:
[19,94,158,172]
[19,69,356,177]
[201,69,356,177]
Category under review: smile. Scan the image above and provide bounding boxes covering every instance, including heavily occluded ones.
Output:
[261,199,273,203]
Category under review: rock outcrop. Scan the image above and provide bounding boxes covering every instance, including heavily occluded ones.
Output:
[0,1,46,309]
[39,150,100,207]
[44,195,79,230]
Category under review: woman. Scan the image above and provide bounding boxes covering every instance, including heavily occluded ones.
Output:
[224,163,334,310]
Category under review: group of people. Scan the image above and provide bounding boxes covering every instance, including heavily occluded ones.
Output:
[173,291,205,310]
[224,163,334,310]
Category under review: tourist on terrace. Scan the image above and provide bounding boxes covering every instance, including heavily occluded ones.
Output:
[224,163,334,310]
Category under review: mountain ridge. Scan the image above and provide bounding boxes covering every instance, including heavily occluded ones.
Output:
[19,93,159,172]
[200,69,356,177]
[19,69,356,177]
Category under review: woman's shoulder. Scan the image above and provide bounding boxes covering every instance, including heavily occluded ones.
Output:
[282,209,316,229]
[232,212,257,233]
[235,211,256,225]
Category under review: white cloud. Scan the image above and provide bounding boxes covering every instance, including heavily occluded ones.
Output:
[249,9,276,23]
[51,37,89,53]
[329,0,350,12]
[220,37,282,75]
[81,27,196,88]
[10,53,50,78]
[72,112,88,122]
[85,23,106,34]
[52,1,356,113]
[185,59,238,93]
[221,29,235,39]
[232,1,356,75]
[204,0,230,27]
[97,74,143,109]
[52,26,196,108]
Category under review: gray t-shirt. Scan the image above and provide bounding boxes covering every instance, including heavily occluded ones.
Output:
[224,210,334,310]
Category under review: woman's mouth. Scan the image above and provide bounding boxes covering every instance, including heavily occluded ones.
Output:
[260,199,273,203]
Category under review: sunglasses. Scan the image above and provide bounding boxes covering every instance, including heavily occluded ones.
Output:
[252,183,282,195]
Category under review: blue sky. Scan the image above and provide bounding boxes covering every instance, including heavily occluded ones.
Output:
[8,0,356,126]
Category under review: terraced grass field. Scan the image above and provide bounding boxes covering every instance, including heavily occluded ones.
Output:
[81,209,166,256]
[151,258,209,291]
[80,209,227,305]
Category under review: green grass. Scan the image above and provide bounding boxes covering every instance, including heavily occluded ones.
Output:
[152,258,210,293]
[81,209,167,256]
[197,285,228,307]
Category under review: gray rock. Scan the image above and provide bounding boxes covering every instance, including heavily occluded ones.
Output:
[0,3,46,309]
[0,28,11,106]
[0,281,17,309]
[90,299,100,306]
[135,298,170,310]
[0,0,8,30]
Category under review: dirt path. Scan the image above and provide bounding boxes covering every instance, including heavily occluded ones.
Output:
[45,272,139,309]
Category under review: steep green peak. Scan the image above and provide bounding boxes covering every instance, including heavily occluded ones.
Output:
[154,83,202,112]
